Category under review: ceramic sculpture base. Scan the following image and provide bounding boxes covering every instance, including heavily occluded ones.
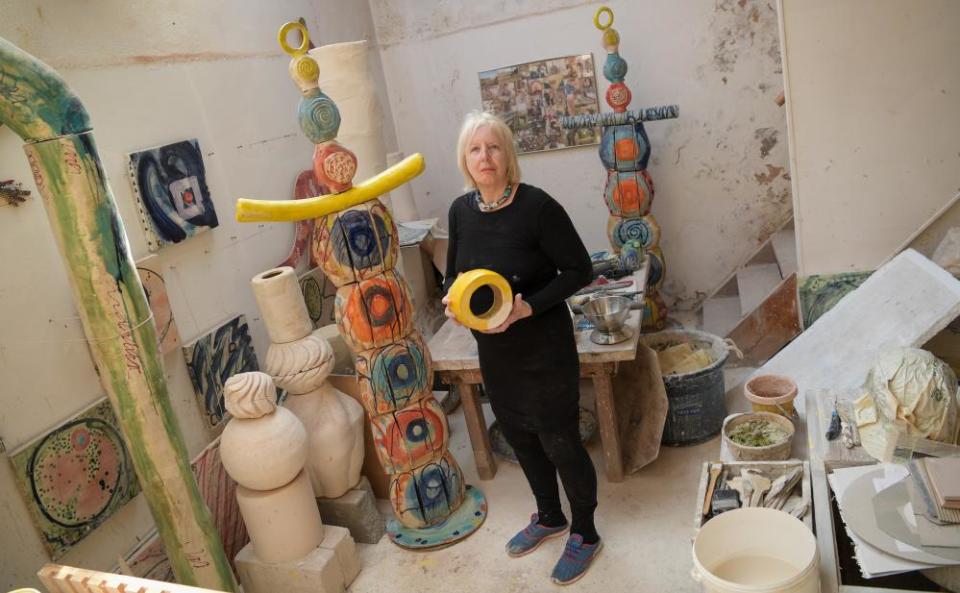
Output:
[235,525,360,593]
[386,485,487,550]
[316,476,385,544]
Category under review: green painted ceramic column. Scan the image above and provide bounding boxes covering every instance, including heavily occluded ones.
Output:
[0,37,236,591]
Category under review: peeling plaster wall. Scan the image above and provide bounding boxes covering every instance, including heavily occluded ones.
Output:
[779,0,960,275]
[0,2,388,587]
[370,0,792,308]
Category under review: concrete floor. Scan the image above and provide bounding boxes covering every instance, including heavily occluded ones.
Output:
[347,367,755,593]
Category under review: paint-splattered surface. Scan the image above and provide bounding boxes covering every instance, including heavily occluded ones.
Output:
[9,398,140,559]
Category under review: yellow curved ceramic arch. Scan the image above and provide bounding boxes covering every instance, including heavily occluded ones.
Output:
[448,269,513,331]
[236,153,425,223]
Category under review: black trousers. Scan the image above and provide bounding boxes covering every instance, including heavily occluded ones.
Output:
[498,419,599,539]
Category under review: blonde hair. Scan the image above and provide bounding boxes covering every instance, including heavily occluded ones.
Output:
[456,110,521,191]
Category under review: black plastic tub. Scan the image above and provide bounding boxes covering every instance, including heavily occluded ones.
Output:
[643,329,729,446]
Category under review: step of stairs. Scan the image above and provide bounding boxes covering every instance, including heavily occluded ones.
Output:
[771,228,798,278]
[702,296,742,338]
[737,263,783,315]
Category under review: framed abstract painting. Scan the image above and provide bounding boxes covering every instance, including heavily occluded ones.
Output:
[128,139,219,251]
[9,398,141,558]
[183,315,259,431]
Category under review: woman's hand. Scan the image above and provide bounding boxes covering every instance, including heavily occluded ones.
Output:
[441,293,462,327]
[481,293,532,334]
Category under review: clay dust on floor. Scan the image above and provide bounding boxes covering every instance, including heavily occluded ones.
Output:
[346,370,755,593]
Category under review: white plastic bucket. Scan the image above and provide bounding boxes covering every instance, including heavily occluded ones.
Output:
[692,508,819,593]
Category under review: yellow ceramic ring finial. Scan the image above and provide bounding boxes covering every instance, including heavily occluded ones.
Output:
[594,6,614,30]
[447,269,513,331]
[278,21,310,56]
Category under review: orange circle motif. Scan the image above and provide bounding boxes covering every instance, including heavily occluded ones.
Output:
[324,151,357,185]
[614,138,639,161]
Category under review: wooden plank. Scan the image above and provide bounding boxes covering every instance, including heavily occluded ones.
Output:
[37,564,229,593]
[726,273,801,367]
[458,382,497,480]
[612,345,668,473]
[592,373,624,482]
[437,369,483,385]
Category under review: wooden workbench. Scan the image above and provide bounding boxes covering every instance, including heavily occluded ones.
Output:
[427,302,644,483]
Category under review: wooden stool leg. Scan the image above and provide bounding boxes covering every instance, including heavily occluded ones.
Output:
[593,373,624,482]
[459,382,497,480]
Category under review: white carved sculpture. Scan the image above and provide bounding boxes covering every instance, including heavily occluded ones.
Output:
[251,266,364,499]
[221,372,324,563]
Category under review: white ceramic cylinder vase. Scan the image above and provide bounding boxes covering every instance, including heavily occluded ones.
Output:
[251,267,313,344]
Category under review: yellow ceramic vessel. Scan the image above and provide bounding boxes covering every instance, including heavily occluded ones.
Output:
[447,269,513,331]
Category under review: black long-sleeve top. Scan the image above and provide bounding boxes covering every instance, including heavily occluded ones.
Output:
[442,183,592,315]
[442,183,592,430]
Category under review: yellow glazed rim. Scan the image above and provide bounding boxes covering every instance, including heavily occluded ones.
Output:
[448,269,513,331]
[594,6,614,30]
[278,21,310,56]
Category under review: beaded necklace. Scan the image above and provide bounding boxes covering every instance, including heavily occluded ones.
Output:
[475,184,513,212]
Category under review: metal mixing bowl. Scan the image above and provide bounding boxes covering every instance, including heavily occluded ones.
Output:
[581,294,632,333]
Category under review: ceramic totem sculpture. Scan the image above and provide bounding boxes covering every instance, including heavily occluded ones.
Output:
[249,22,487,549]
[561,7,679,330]
[0,37,234,589]
[220,372,333,565]
[251,266,364,498]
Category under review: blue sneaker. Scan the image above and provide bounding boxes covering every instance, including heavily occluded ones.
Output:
[550,534,603,585]
[505,513,569,558]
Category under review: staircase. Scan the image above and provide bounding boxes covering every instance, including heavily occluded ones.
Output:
[682,218,802,367]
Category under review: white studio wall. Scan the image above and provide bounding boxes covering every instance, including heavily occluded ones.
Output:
[0,1,393,588]
[370,0,793,308]
[779,0,960,276]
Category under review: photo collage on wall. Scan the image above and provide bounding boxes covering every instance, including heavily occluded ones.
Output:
[479,54,601,154]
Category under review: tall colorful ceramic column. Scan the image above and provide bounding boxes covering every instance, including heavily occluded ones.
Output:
[274,22,486,550]
[562,6,679,330]
[0,37,235,589]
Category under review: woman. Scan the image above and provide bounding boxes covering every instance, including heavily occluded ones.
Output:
[441,111,600,585]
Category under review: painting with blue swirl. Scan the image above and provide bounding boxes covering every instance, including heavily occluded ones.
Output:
[128,139,219,251]
[183,315,259,432]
